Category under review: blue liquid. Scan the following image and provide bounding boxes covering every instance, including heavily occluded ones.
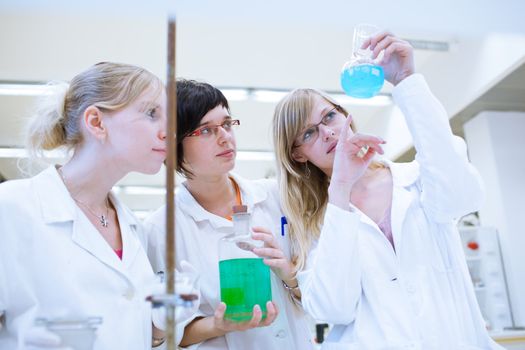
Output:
[340,64,384,98]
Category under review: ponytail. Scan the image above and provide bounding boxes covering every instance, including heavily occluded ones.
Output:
[26,82,70,156]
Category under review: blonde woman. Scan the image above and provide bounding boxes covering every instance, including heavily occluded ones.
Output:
[0,62,168,349]
[272,32,502,349]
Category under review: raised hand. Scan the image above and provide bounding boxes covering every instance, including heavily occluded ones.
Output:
[362,31,415,86]
[329,115,385,209]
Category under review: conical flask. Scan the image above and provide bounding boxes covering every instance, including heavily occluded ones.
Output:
[218,205,272,321]
[340,23,385,98]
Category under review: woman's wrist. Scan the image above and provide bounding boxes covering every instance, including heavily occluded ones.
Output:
[392,70,415,86]
[180,316,227,347]
[282,278,302,304]
[282,278,299,290]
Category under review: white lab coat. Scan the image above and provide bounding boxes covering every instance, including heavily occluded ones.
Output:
[0,166,157,350]
[297,74,503,350]
[145,174,314,349]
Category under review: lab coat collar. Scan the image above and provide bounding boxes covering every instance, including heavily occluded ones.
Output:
[33,165,77,224]
[34,166,142,276]
[177,172,268,229]
[69,193,142,276]
[108,192,142,268]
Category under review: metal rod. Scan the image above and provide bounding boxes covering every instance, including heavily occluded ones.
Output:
[165,16,177,350]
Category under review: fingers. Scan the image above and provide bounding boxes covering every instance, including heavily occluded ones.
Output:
[350,133,384,145]
[251,228,278,248]
[361,30,393,51]
[361,141,384,156]
[214,302,227,322]
[246,304,263,328]
[361,146,378,163]
[361,31,412,62]
[347,134,386,156]
[252,247,285,259]
[380,41,412,64]
[259,302,278,327]
[216,302,278,330]
[369,31,396,59]
[262,259,288,270]
[251,226,272,235]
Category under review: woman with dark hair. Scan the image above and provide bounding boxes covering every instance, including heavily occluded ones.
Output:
[145,80,314,349]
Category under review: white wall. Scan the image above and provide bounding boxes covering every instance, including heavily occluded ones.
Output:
[464,111,525,327]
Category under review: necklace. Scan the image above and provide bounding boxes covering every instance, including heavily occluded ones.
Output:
[58,167,110,228]
[76,197,110,228]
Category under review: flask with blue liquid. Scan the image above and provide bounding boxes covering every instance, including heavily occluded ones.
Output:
[340,24,385,98]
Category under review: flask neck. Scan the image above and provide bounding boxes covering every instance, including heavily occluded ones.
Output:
[232,212,250,236]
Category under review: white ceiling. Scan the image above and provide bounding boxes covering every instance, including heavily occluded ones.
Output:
[1,0,524,212]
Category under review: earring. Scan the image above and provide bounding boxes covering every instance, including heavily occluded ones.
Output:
[304,162,311,179]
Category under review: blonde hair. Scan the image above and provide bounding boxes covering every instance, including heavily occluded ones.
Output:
[26,62,162,156]
[272,88,351,272]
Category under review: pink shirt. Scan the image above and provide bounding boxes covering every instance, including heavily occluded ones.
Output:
[114,249,123,260]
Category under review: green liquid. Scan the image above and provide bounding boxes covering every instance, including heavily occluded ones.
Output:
[219,258,272,321]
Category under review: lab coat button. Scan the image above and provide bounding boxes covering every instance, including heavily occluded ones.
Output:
[275,329,287,338]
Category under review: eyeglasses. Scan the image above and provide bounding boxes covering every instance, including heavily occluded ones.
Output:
[186,119,240,138]
[294,107,344,147]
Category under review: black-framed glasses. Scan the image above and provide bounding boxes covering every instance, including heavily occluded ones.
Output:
[293,107,344,147]
[187,119,240,138]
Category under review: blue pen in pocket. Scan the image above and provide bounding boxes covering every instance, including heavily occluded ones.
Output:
[280,216,287,236]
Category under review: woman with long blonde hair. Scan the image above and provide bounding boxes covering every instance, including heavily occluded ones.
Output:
[272,32,501,349]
